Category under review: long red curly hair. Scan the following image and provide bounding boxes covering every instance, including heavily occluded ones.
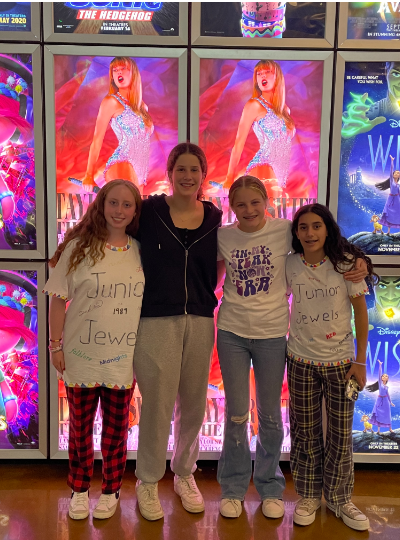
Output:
[49,180,142,273]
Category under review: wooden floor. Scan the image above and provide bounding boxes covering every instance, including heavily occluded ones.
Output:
[0,460,399,540]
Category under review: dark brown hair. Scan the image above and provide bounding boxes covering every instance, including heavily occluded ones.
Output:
[49,180,142,273]
[291,203,379,284]
[166,142,208,200]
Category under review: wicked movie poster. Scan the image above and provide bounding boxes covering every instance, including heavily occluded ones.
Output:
[353,275,400,453]
[53,2,179,36]
[0,270,38,450]
[348,2,400,40]
[0,53,36,250]
[338,61,400,255]
[200,2,326,40]
[0,2,31,32]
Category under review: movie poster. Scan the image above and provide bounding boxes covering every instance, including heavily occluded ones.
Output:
[353,275,400,453]
[200,2,326,40]
[0,270,38,450]
[0,2,31,32]
[53,2,179,36]
[0,53,36,251]
[55,54,179,244]
[348,2,400,40]
[337,61,400,255]
[198,58,323,222]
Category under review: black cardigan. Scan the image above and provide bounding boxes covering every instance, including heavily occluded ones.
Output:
[137,194,222,318]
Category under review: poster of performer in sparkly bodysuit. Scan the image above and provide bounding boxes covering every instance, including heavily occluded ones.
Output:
[198,57,324,222]
[54,53,179,244]
[337,61,400,255]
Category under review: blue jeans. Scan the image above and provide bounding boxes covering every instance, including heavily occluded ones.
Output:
[217,329,287,500]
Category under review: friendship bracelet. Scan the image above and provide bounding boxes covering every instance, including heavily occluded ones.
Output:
[351,360,366,366]
[0,191,12,202]
[49,338,62,343]
[49,345,63,353]
[3,395,17,404]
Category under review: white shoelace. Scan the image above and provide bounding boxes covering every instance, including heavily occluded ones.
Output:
[180,476,198,495]
[143,484,158,501]
[342,502,365,519]
[97,494,114,507]
[73,492,88,507]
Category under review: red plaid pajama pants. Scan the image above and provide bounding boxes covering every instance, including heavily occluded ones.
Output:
[287,358,355,505]
[66,385,134,494]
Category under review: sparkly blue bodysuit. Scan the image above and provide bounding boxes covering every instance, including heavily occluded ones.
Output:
[245,97,294,188]
[104,93,153,186]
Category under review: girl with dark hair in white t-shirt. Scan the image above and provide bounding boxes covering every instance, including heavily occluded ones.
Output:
[43,179,144,522]
[216,177,368,521]
[286,203,378,531]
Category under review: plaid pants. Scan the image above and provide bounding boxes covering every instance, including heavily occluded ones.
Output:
[66,385,134,494]
[287,358,355,505]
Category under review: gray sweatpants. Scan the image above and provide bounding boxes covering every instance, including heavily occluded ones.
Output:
[134,314,215,483]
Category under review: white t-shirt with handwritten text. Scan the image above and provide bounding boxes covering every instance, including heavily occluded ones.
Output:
[217,218,292,339]
[43,238,144,389]
[286,253,368,366]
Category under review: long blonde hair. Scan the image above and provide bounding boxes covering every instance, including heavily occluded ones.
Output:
[252,60,295,134]
[109,56,152,128]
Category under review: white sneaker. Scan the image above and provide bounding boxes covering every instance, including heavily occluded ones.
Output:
[220,498,242,518]
[93,491,120,519]
[135,480,164,521]
[174,474,205,513]
[293,497,321,526]
[262,498,285,519]
[68,491,89,520]
[326,501,370,531]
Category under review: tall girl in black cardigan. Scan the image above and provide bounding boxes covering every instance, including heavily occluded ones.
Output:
[134,143,222,521]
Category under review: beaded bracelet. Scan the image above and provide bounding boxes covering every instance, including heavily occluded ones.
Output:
[49,338,62,343]
[49,345,63,353]
[3,395,17,404]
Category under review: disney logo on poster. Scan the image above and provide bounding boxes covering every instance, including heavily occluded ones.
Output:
[66,2,162,10]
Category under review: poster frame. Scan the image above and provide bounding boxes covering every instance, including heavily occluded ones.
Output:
[338,1,400,49]
[354,266,400,463]
[43,2,188,45]
[44,44,188,259]
[191,1,335,48]
[330,51,400,265]
[0,43,46,260]
[0,2,41,41]
[190,48,334,207]
[0,261,47,459]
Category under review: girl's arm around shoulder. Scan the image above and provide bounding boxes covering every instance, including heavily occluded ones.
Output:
[346,294,368,390]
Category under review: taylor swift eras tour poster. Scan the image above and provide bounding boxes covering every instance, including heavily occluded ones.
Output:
[199,58,323,223]
[53,2,179,36]
[55,53,179,244]
[348,2,400,40]
[337,61,400,255]
[200,2,326,39]
[0,53,36,250]
[0,270,39,450]
[353,275,400,453]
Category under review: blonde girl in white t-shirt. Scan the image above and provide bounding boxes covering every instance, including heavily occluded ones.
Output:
[43,179,144,522]
[286,203,377,531]
[216,177,368,521]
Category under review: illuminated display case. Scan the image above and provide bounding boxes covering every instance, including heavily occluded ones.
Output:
[0,2,40,41]
[330,52,400,264]
[43,2,188,45]
[0,44,45,259]
[192,1,335,48]
[0,262,47,458]
[338,2,400,49]
[352,268,400,462]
